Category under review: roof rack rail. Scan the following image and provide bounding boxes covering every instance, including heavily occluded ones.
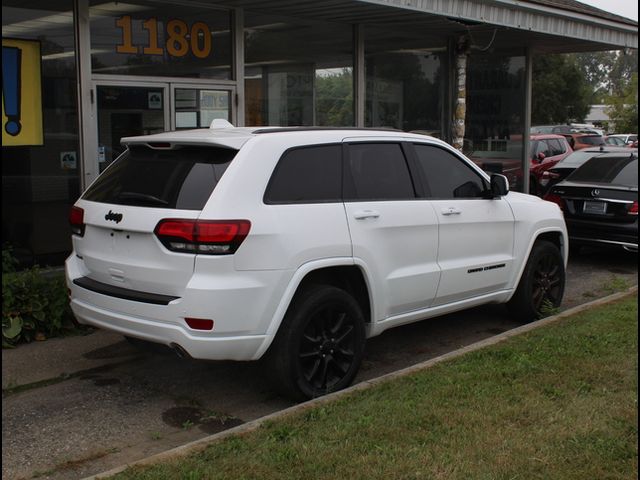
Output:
[252,126,403,134]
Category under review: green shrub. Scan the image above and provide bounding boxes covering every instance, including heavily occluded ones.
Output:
[2,249,87,347]
[2,244,19,273]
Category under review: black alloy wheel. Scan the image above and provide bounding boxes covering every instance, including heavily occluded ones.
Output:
[297,304,358,392]
[530,250,564,311]
[508,240,565,322]
[265,285,366,401]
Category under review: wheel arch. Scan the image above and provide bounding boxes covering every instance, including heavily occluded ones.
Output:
[507,228,567,303]
[253,259,372,359]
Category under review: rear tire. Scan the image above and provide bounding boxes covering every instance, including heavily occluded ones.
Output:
[507,240,565,322]
[265,285,366,401]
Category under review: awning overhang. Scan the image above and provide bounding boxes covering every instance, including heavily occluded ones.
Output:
[221,0,638,53]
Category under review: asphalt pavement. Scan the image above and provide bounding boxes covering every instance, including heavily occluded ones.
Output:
[2,246,637,480]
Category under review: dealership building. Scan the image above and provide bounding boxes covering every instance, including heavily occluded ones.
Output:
[2,0,638,265]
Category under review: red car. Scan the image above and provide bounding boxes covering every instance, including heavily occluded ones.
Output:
[529,134,574,196]
[562,133,605,150]
[471,134,572,196]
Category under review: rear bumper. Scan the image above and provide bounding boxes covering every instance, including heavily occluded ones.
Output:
[566,218,638,250]
[66,254,289,361]
[70,298,269,360]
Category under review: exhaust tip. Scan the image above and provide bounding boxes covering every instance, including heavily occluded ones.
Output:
[170,343,192,359]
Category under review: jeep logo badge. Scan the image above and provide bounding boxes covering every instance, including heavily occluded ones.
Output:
[105,210,123,223]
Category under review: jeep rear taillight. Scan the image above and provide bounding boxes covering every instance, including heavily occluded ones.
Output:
[154,219,251,254]
[69,206,85,236]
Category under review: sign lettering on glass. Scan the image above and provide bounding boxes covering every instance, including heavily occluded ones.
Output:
[115,16,212,59]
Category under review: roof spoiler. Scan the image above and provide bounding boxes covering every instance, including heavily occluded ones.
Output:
[210,119,234,129]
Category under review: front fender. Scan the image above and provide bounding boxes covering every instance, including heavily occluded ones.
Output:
[506,223,568,302]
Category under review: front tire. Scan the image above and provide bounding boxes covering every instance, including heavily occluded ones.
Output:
[265,285,366,401]
[508,240,565,322]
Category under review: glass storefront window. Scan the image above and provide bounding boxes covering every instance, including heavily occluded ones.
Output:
[365,25,446,134]
[464,54,526,192]
[244,13,353,127]
[89,1,232,80]
[2,1,80,266]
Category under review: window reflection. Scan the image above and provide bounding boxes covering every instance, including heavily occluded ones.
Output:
[244,13,353,126]
[465,54,526,191]
[365,25,445,134]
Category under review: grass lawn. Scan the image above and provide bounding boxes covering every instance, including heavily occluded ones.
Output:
[114,295,638,480]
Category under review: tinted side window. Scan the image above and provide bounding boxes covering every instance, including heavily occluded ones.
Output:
[264,145,342,203]
[82,145,235,209]
[548,139,565,156]
[534,140,551,157]
[413,144,486,198]
[346,143,415,200]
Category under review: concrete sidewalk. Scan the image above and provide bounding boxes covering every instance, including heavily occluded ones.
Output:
[2,329,137,391]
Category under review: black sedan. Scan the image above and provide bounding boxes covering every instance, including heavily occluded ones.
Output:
[544,152,638,253]
[539,146,636,194]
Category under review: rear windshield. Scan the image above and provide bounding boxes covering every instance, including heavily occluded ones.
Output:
[82,145,236,209]
[580,135,605,145]
[567,156,638,187]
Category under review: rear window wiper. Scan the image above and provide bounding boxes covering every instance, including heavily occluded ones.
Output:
[117,192,169,206]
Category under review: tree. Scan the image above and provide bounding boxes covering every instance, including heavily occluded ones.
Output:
[531,54,591,124]
[572,50,638,101]
[605,72,638,133]
[315,69,354,126]
[572,51,616,103]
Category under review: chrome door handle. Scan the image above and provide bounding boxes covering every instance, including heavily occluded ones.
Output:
[441,207,461,216]
[353,210,380,220]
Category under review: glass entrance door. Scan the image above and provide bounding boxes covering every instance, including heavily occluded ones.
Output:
[92,82,234,178]
[95,84,169,172]
[171,85,235,130]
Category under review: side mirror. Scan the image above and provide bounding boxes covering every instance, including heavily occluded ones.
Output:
[536,152,546,163]
[489,174,509,198]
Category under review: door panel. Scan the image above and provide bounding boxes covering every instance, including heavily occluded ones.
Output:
[409,142,516,306]
[431,198,515,305]
[344,142,440,319]
[344,201,440,317]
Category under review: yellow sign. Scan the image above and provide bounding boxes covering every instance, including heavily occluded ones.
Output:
[2,38,44,146]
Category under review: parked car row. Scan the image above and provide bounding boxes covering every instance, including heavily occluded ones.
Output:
[606,134,638,146]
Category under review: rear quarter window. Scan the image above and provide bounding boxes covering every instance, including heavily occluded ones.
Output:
[264,144,342,204]
[82,145,236,209]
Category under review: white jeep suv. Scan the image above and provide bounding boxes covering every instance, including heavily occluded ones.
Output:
[66,125,568,400]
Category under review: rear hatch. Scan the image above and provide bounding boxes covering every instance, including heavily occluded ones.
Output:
[72,144,237,297]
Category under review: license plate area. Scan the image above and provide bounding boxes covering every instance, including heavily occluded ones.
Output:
[583,200,607,215]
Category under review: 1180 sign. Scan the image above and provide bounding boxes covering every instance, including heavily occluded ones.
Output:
[115,15,212,58]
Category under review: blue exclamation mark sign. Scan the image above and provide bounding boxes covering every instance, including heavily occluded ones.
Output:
[2,46,22,136]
